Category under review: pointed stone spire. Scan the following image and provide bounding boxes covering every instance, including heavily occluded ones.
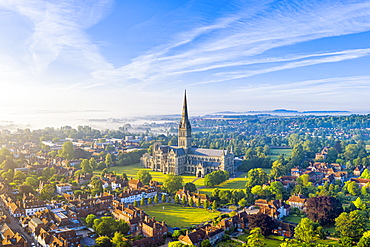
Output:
[178,90,192,149]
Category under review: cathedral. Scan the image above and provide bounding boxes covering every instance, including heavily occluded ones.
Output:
[141,92,234,177]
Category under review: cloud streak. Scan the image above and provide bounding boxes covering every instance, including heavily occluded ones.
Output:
[111,0,370,86]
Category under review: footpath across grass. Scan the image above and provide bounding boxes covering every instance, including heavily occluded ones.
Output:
[139,203,220,228]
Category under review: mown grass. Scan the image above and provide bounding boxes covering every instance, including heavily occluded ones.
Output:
[269,148,292,160]
[96,164,204,186]
[139,203,220,228]
[282,215,303,224]
[199,174,248,195]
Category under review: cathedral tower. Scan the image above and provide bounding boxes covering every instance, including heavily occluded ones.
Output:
[178,90,192,149]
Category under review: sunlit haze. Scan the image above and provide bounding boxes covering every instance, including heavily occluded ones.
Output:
[1,0,370,128]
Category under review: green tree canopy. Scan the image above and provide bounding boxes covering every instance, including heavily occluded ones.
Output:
[136,170,152,185]
[162,174,183,194]
[294,218,315,243]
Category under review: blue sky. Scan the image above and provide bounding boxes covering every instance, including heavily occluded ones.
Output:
[0,0,370,121]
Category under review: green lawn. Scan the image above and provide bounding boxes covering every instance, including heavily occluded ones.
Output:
[238,234,283,247]
[139,203,220,228]
[269,148,292,161]
[97,164,203,186]
[282,215,303,224]
[199,174,248,195]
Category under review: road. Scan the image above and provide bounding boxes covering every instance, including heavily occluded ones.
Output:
[1,205,36,245]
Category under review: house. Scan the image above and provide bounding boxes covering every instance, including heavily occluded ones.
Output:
[112,204,146,235]
[56,183,72,195]
[350,178,370,188]
[128,179,144,190]
[178,224,224,246]
[0,223,28,247]
[273,220,296,238]
[176,189,210,204]
[141,216,168,238]
[354,166,363,176]
[286,195,307,211]
[254,199,290,219]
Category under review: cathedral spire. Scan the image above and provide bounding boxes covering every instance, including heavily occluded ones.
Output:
[178,90,191,149]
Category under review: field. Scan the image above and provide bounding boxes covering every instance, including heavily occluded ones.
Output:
[199,174,248,195]
[97,164,204,186]
[139,203,220,228]
[269,148,292,160]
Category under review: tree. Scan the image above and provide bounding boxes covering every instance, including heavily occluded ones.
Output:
[345,181,360,196]
[174,195,180,204]
[189,197,194,207]
[294,218,315,243]
[200,239,211,247]
[204,170,229,187]
[133,200,138,207]
[305,196,343,225]
[270,160,286,180]
[212,200,217,211]
[268,181,284,200]
[161,194,166,203]
[246,227,266,247]
[182,195,187,205]
[204,200,210,210]
[339,236,353,247]
[105,153,113,168]
[58,141,74,160]
[238,198,248,208]
[112,232,125,247]
[136,170,152,185]
[95,236,112,247]
[335,210,367,238]
[245,168,268,188]
[154,194,159,204]
[85,214,96,227]
[81,159,93,174]
[360,169,370,179]
[140,197,145,206]
[89,157,97,170]
[353,197,366,210]
[40,184,55,200]
[196,197,201,207]
[357,231,370,247]
[184,182,197,192]
[148,197,153,205]
[162,174,183,194]
[247,213,274,236]
[13,170,26,182]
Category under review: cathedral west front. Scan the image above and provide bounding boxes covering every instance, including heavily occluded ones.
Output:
[141,92,234,177]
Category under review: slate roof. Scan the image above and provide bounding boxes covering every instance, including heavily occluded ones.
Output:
[188,148,227,157]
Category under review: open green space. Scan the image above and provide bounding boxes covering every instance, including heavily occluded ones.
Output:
[97,164,203,186]
[282,215,303,224]
[269,148,292,160]
[139,203,220,228]
[199,174,248,195]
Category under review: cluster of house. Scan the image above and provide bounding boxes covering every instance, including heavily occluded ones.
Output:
[177,199,297,246]
[112,203,168,247]
[41,137,145,156]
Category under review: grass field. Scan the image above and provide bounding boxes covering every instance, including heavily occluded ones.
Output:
[281,215,303,224]
[269,148,292,160]
[97,164,204,186]
[199,173,248,195]
[139,203,220,228]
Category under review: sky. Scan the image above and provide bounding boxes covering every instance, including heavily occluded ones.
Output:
[0,0,370,127]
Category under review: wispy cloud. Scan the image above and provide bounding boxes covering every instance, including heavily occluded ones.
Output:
[112,0,370,86]
[0,0,113,74]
